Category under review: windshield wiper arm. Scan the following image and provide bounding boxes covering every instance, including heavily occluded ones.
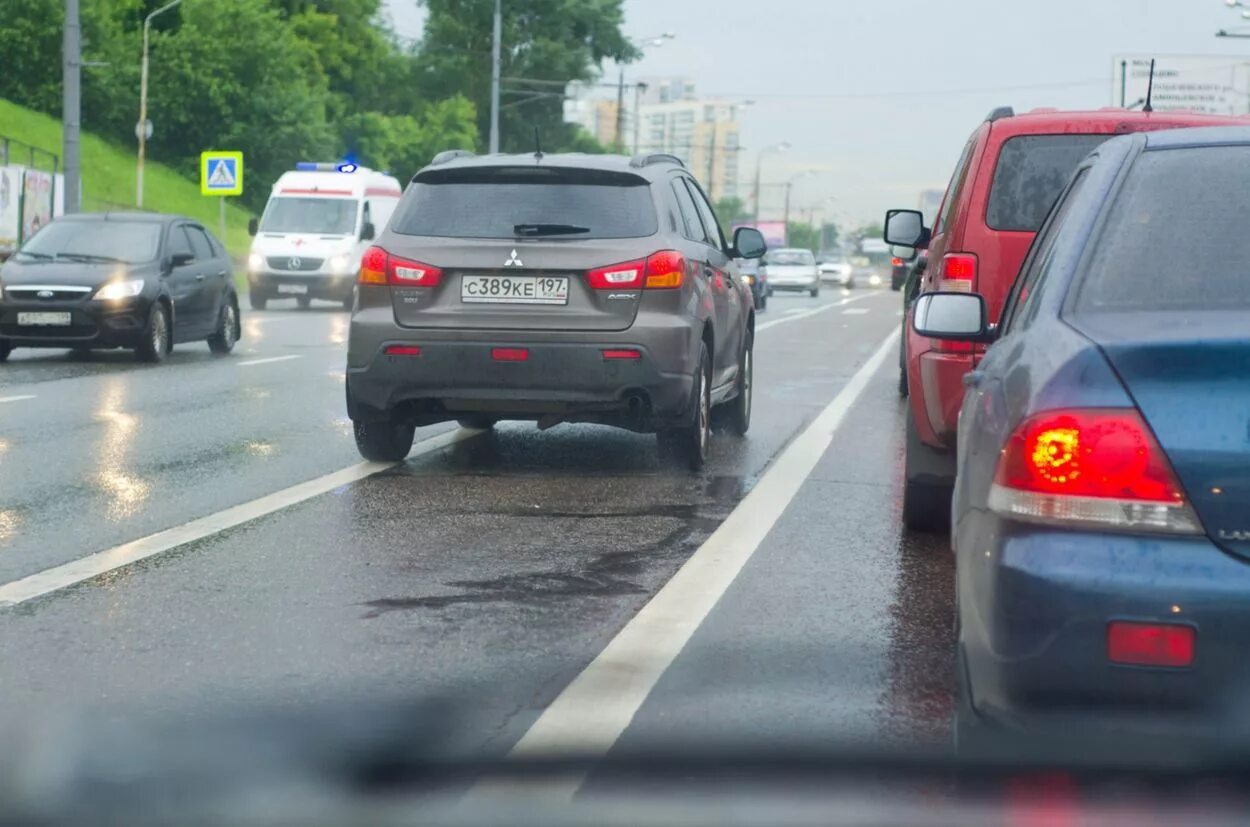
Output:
[513,223,591,237]
[14,251,54,260]
[56,253,125,263]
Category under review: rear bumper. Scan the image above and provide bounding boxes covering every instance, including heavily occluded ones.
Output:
[249,271,355,301]
[345,308,701,427]
[0,298,154,348]
[959,518,1250,737]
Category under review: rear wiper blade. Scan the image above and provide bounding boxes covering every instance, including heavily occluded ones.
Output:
[513,223,590,237]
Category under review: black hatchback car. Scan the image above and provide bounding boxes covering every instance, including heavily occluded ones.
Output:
[0,213,241,362]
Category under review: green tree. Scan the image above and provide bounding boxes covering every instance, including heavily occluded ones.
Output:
[786,222,820,252]
[338,97,478,181]
[714,195,748,239]
[414,0,637,153]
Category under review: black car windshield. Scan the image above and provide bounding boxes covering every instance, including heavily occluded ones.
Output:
[259,197,359,235]
[764,250,814,265]
[16,220,161,263]
[392,169,658,240]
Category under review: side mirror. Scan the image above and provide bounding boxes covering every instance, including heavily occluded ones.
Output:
[170,252,195,269]
[912,292,995,342]
[247,217,259,237]
[884,209,930,249]
[732,226,766,259]
[890,244,917,262]
[360,221,376,241]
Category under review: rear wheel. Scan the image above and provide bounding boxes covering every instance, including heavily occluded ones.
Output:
[658,342,711,471]
[903,413,953,532]
[297,296,312,309]
[249,290,268,311]
[0,340,11,363]
[342,292,355,312]
[809,285,820,298]
[135,303,170,363]
[353,417,415,462]
[456,416,497,430]
[207,299,240,355]
[726,334,753,436]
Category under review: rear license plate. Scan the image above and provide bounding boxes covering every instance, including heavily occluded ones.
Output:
[277,284,309,295]
[461,275,568,305]
[17,312,72,326]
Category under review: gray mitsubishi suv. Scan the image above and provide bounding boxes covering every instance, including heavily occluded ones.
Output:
[344,149,767,469]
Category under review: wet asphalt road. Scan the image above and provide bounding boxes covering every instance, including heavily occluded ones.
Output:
[0,287,953,754]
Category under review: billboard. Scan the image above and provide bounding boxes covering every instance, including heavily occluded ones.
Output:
[1113,55,1250,115]
[0,167,19,251]
[733,220,786,248]
[21,169,53,240]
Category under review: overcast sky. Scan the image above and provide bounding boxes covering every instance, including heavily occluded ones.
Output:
[384,0,1250,227]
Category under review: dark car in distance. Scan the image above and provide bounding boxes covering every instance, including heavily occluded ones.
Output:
[915,127,1250,748]
[345,150,767,469]
[0,213,241,362]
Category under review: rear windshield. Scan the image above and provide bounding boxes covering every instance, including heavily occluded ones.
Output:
[392,168,658,240]
[764,249,814,265]
[986,134,1108,231]
[1073,145,1250,313]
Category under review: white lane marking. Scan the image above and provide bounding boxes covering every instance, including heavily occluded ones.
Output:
[843,307,870,315]
[755,291,878,332]
[0,395,36,404]
[783,307,807,315]
[237,355,303,367]
[494,329,901,798]
[0,427,474,608]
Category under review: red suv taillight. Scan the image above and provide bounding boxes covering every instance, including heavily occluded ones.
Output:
[987,408,1202,535]
[358,246,443,287]
[931,253,979,353]
[588,251,685,291]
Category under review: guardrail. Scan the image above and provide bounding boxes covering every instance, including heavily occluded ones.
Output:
[0,135,59,173]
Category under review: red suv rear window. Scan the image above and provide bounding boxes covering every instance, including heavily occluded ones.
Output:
[985,134,1109,232]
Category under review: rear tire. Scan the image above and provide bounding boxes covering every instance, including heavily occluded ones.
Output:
[207,299,240,355]
[297,296,312,309]
[658,341,711,471]
[898,337,909,398]
[353,417,416,462]
[249,290,267,311]
[135,303,170,363]
[903,413,953,532]
[726,334,753,436]
[456,416,497,430]
[810,285,820,298]
[342,292,355,312]
[0,340,11,362]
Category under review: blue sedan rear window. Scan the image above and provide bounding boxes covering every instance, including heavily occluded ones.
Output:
[1074,145,1250,313]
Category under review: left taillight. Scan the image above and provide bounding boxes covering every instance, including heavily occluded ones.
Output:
[988,408,1202,535]
[358,245,443,287]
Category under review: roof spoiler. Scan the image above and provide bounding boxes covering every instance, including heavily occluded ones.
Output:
[629,152,685,169]
[985,106,1015,123]
[429,150,476,166]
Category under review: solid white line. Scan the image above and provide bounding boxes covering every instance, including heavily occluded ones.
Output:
[755,291,878,332]
[0,427,473,608]
[0,395,36,404]
[495,329,901,798]
[843,307,870,315]
[237,355,303,367]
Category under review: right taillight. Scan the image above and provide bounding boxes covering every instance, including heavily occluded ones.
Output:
[644,250,685,289]
[357,246,443,287]
[988,408,1202,535]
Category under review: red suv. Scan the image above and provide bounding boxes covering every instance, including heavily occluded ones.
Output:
[884,106,1249,531]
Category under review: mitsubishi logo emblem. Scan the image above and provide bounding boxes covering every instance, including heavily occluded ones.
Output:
[289,257,302,270]
[504,249,523,268]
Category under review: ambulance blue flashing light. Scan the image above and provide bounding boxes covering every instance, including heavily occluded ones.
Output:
[294,161,360,173]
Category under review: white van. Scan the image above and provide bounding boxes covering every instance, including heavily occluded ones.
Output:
[246,163,402,309]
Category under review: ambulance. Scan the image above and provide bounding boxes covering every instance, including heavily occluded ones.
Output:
[245,162,402,310]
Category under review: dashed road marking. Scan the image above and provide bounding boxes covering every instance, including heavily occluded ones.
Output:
[237,355,303,367]
[0,395,36,404]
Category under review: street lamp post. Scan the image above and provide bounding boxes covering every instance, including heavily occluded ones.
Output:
[136,0,184,208]
[489,0,501,152]
[752,141,790,223]
[782,171,815,244]
[616,33,674,153]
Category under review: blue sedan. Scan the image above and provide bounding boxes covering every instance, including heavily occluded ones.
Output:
[912,126,1250,746]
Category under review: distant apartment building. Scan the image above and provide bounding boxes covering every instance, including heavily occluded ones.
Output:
[638,98,742,201]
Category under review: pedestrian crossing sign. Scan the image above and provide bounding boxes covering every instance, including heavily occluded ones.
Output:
[200,151,243,196]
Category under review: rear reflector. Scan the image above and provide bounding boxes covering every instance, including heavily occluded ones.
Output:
[384,345,421,356]
[988,408,1202,535]
[491,347,528,362]
[602,349,641,360]
[1107,622,1194,668]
